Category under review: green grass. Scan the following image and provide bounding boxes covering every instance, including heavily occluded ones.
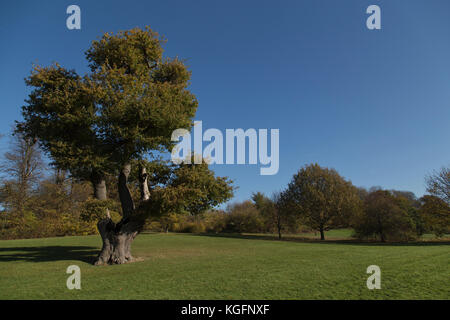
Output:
[0,232,448,299]
[243,228,355,240]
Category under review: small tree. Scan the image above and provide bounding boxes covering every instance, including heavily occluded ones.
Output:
[283,163,360,240]
[252,191,297,239]
[159,213,179,233]
[252,192,275,233]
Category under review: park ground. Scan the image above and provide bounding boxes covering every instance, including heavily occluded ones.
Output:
[0,230,449,299]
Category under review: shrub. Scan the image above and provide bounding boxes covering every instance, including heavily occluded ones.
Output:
[223,201,264,233]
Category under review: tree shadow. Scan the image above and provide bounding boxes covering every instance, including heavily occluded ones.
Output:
[0,246,99,263]
[190,233,450,247]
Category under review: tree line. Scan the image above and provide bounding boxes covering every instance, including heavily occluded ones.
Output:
[1,131,448,243]
[145,163,450,242]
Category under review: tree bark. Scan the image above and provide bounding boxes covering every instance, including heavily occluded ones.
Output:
[93,164,148,265]
[94,218,139,265]
[320,226,325,240]
[118,163,134,220]
[139,164,150,201]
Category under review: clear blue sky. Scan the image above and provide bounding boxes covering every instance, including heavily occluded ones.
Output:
[1,0,449,204]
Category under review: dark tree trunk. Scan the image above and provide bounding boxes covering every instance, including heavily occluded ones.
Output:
[276,214,282,239]
[93,164,147,265]
[320,227,325,240]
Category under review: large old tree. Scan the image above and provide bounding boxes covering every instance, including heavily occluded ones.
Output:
[17,26,233,265]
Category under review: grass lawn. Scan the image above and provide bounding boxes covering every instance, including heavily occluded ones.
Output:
[0,232,448,299]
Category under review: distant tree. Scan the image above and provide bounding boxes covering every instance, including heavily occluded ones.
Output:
[252,191,297,239]
[419,195,450,237]
[201,210,227,233]
[426,166,450,204]
[356,187,369,201]
[17,26,233,264]
[34,169,94,219]
[0,133,44,216]
[353,190,416,242]
[389,190,424,236]
[251,192,269,212]
[390,190,418,204]
[252,192,274,232]
[417,166,450,237]
[166,161,233,217]
[283,163,360,240]
[272,191,298,239]
[159,213,179,233]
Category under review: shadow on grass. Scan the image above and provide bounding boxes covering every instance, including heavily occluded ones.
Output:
[0,246,98,263]
[187,233,450,247]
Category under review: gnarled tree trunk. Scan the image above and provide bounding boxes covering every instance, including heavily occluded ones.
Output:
[94,218,140,265]
[93,164,148,265]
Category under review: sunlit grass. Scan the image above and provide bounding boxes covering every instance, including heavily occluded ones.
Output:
[0,232,448,299]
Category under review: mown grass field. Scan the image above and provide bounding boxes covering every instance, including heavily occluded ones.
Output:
[0,231,448,299]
